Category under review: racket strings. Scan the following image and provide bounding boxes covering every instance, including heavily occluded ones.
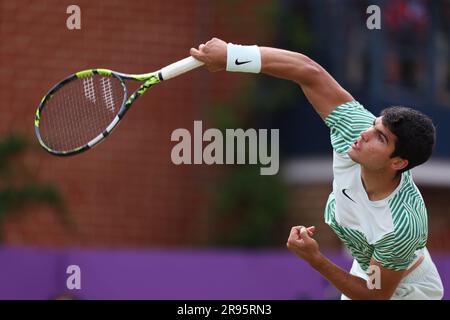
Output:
[39,75,125,152]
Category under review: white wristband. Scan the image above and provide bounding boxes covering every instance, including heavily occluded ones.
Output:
[226,43,261,73]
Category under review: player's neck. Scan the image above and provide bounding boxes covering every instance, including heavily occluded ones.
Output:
[360,167,401,201]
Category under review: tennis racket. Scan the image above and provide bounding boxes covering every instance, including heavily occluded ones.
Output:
[34,56,204,156]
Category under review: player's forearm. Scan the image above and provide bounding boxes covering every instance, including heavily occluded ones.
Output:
[309,253,387,300]
[260,47,323,85]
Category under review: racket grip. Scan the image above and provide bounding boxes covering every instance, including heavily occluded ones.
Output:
[160,56,204,80]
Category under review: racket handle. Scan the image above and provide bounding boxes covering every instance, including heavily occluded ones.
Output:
[160,56,204,80]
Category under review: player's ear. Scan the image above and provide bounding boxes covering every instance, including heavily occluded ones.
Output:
[391,157,408,171]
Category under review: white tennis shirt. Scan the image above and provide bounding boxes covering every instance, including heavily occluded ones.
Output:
[324,101,427,271]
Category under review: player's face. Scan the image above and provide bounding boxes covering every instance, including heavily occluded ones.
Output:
[348,117,399,171]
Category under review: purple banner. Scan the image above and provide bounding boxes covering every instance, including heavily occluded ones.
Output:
[0,246,448,300]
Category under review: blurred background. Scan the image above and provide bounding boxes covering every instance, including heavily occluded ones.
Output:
[0,0,449,299]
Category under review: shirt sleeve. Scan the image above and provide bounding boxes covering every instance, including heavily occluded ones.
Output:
[324,101,376,154]
[372,230,426,271]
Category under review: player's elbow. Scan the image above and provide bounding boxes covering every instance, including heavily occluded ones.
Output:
[350,289,394,300]
[367,288,395,300]
[293,55,324,85]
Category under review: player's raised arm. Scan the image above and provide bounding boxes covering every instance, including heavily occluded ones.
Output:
[190,37,354,119]
[260,47,354,119]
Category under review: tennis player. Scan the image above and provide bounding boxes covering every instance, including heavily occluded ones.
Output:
[190,38,444,300]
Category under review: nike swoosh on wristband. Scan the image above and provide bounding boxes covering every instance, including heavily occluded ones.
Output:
[342,189,356,203]
[235,59,252,65]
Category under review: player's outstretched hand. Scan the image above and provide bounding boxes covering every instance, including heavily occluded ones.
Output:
[190,37,227,72]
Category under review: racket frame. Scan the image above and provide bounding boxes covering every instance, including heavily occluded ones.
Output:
[34,69,162,156]
[34,56,203,156]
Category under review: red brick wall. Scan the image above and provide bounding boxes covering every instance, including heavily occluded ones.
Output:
[0,0,277,247]
[421,187,450,252]
[6,1,446,252]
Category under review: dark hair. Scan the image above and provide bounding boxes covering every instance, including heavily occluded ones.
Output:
[381,106,436,174]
